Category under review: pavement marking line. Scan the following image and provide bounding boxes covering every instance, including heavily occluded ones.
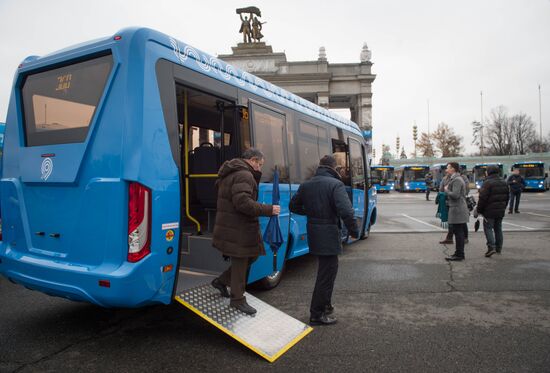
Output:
[400,213,445,231]
[525,212,550,219]
[502,221,535,230]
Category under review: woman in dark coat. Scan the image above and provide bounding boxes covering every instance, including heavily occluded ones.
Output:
[211,148,279,315]
[290,155,359,325]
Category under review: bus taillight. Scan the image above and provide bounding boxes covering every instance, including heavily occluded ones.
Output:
[128,182,151,263]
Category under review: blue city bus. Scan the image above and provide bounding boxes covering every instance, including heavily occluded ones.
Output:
[473,163,503,189]
[0,122,4,240]
[511,162,547,192]
[370,165,394,192]
[394,165,429,192]
[430,163,467,191]
[0,28,377,308]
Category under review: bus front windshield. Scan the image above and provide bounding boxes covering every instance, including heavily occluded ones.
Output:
[371,168,394,183]
[516,165,544,178]
[404,168,427,181]
[474,167,487,180]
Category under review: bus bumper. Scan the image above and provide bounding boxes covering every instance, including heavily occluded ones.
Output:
[0,246,174,308]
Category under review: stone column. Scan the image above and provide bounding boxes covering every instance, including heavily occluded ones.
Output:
[354,93,373,131]
[316,93,330,109]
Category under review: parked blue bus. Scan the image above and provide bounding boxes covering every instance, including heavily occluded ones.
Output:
[430,163,467,191]
[0,28,377,308]
[370,165,394,192]
[511,162,547,192]
[473,163,504,189]
[0,122,4,240]
[395,165,429,192]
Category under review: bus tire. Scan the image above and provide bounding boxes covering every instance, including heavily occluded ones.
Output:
[258,266,285,290]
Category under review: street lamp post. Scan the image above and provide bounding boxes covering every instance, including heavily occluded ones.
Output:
[539,84,543,152]
[480,91,484,158]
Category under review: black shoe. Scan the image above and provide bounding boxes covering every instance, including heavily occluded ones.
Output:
[515,210,520,214]
[439,240,454,244]
[496,249,502,254]
[310,314,337,326]
[211,278,230,298]
[325,304,334,315]
[508,210,513,214]
[485,249,497,257]
[231,302,257,315]
[445,255,465,261]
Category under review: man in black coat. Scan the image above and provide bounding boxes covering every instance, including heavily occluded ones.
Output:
[476,165,509,257]
[290,155,359,326]
[507,168,526,214]
[425,172,433,201]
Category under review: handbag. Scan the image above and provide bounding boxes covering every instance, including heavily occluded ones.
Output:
[466,195,476,211]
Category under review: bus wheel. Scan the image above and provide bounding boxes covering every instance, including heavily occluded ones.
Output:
[258,267,284,290]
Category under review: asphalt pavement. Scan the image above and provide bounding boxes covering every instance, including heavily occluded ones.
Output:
[1,192,550,372]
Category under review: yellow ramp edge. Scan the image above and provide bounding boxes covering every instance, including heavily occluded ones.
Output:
[175,284,313,363]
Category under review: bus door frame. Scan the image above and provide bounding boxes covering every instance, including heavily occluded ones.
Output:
[347,137,368,236]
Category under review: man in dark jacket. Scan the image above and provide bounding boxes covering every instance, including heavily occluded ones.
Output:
[476,165,509,257]
[211,148,280,315]
[507,168,526,214]
[425,172,433,201]
[289,155,359,326]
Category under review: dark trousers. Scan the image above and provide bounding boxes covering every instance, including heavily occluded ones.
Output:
[310,255,339,318]
[218,256,256,306]
[509,192,521,212]
[483,217,503,251]
[426,188,431,200]
[450,223,467,258]
[445,223,468,241]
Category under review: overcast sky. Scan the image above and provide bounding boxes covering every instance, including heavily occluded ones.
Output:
[1,0,549,156]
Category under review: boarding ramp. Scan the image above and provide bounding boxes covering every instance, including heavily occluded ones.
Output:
[175,271,312,362]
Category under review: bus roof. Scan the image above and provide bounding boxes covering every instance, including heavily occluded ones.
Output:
[399,164,429,168]
[371,165,394,169]
[16,27,363,138]
[512,161,544,165]
[474,163,503,167]
[432,163,466,167]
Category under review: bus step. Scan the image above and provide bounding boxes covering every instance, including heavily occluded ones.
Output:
[175,284,313,362]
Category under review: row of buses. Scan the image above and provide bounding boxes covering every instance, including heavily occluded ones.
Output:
[371,162,549,193]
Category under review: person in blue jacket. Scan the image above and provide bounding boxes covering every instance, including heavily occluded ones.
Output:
[507,168,526,214]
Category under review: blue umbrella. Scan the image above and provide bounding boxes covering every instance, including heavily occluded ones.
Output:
[263,168,284,272]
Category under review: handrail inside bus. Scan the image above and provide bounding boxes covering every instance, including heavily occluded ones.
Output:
[183,90,202,234]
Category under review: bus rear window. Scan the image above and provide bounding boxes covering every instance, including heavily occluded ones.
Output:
[22,54,113,146]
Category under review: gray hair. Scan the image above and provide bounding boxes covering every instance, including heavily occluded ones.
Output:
[242,148,264,160]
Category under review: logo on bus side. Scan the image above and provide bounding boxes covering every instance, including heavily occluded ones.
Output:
[41,157,53,181]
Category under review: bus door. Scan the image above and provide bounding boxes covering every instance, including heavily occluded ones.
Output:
[176,85,239,277]
[348,138,367,237]
[246,102,291,285]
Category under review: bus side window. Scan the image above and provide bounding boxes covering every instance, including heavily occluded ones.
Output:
[296,121,330,182]
[250,104,287,183]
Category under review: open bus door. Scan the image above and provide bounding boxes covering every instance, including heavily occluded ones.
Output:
[348,137,367,237]
[173,86,311,362]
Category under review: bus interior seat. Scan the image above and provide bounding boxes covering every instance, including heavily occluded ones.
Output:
[190,144,219,209]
